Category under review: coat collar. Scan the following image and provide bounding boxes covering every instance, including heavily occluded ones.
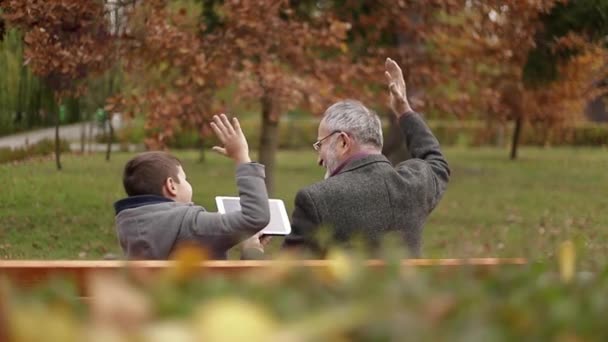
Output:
[332,153,391,176]
[113,195,174,215]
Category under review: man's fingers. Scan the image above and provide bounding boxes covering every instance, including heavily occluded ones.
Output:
[386,58,407,93]
[389,82,401,97]
[385,58,397,77]
[385,71,392,85]
[386,58,413,115]
[211,146,227,155]
[385,57,403,78]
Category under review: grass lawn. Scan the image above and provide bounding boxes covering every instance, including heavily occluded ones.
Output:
[0,147,606,267]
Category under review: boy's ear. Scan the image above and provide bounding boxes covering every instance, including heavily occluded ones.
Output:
[163,177,178,197]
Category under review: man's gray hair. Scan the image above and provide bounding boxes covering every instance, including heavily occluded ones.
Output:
[322,100,383,149]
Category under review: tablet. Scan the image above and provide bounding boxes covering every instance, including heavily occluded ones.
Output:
[215,196,292,235]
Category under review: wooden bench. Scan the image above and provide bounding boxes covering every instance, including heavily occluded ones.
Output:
[0,258,526,295]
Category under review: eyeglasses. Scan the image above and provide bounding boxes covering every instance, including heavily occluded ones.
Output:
[313,130,342,151]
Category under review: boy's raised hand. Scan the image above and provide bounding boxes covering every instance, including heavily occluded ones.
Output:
[210,114,251,164]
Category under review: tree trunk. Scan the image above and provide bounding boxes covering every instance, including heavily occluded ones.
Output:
[198,136,206,163]
[88,120,93,154]
[54,109,62,170]
[258,95,280,196]
[80,121,86,153]
[66,98,82,153]
[510,115,523,160]
[106,114,114,161]
[105,72,115,161]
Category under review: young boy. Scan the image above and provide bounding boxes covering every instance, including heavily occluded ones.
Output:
[113,114,270,260]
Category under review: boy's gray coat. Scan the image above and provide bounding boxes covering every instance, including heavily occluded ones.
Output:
[283,113,450,257]
[115,163,270,259]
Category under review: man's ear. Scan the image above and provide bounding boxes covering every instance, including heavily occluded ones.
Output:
[340,132,351,150]
[163,177,178,197]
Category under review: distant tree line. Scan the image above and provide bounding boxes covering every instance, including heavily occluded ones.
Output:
[0,0,606,176]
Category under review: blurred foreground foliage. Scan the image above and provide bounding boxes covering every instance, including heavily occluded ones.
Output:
[1,243,606,342]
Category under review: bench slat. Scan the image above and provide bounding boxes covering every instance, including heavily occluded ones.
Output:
[0,258,527,295]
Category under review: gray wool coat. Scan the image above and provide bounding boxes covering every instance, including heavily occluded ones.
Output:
[283,112,450,257]
[114,163,270,260]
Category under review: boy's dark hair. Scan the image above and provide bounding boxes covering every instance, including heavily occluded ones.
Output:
[123,151,182,196]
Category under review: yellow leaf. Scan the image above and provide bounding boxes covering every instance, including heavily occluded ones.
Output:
[558,240,576,283]
[314,249,356,285]
[193,297,277,342]
[166,244,208,282]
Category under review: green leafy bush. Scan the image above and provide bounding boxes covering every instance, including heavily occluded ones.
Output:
[115,118,608,149]
[0,138,71,164]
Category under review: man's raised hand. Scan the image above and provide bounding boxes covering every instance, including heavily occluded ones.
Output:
[210,114,251,164]
[385,58,412,117]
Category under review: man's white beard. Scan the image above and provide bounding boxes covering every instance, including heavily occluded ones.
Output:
[323,150,340,179]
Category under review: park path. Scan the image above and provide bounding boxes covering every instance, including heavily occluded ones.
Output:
[0,117,123,150]
[0,122,89,149]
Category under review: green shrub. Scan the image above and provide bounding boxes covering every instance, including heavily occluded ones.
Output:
[168,128,203,149]
[0,138,71,164]
[114,116,608,149]
[164,119,321,150]
[117,118,146,145]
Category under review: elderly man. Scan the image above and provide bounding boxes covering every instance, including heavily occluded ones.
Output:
[282,58,450,257]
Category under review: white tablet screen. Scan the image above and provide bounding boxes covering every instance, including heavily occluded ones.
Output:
[215,196,292,235]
